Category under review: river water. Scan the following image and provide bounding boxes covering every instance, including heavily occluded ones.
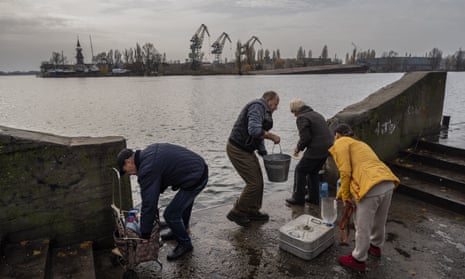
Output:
[1,72,464,210]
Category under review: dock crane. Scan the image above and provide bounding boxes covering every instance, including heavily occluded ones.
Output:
[240,36,262,70]
[189,24,210,69]
[211,32,232,64]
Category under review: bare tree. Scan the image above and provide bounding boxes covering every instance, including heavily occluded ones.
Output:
[455,48,464,70]
[428,48,442,70]
[106,49,114,66]
[321,45,328,59]
[50,52,62,66]
[95,52,108,64]
[142,42,162,74]
[114,50,122,67]
[264,49,271,64]
[235,41,242,73]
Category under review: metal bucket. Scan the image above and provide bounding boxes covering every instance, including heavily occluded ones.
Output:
[263,144,291,182]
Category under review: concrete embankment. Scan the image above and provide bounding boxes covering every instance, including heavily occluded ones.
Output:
[0,126,133,246]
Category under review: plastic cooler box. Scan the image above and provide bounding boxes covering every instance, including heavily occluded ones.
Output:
[279,214,335,260]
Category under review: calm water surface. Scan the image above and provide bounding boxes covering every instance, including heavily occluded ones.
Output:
[1,73,463,210]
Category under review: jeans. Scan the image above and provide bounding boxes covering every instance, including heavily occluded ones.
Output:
[292,157,327,203]
[163,165,208,246]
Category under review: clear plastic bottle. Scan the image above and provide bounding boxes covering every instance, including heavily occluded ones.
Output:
[320,182,337,226]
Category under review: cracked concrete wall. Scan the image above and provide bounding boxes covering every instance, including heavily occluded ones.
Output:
[326,71,447,183]
[0,126,133,247]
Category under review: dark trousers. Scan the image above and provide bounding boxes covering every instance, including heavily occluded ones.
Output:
[292,157,327,204]
[163,165,208,246]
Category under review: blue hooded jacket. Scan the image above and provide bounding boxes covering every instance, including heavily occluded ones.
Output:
[134,143,207,238]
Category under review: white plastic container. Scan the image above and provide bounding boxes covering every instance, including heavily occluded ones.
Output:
[279,214,335,260]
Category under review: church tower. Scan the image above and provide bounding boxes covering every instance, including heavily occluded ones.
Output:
[76,37,84,65]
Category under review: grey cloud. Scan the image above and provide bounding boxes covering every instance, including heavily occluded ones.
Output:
[192,0,349,16]
[0,15,76,36]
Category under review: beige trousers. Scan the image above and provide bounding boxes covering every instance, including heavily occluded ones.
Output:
[352,181,395,261]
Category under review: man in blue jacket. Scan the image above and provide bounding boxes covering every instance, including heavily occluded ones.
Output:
[117,143,208,261]
[226,91,281,226]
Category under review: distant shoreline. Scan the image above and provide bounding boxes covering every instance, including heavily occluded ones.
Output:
[0,71,39,76]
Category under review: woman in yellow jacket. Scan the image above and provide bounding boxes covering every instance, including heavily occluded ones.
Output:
[329,123,399,272]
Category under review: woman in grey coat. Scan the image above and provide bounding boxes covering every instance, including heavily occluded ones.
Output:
[286,99,333,206]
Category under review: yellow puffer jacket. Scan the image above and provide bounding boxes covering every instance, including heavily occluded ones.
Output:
[329,136,400,202]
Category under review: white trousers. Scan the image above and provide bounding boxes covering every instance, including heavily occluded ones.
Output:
[352,181,394,262]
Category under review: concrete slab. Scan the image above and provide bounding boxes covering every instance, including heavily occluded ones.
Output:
[95,190,465,279]
[50,241,96,279]
[0,238,50,279]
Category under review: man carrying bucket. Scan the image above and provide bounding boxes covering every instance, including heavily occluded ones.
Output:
[226,91,281,226]
[285,99,333,206]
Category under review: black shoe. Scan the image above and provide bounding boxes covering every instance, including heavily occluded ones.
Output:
[247,211,269,222]
[286,198,304,206]
[227,211,251,227]
[166,243,193,261]
[159,220,169,230]
[161,230,176,241]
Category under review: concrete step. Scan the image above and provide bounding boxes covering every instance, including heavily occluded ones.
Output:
[0,239,97,279]
[418,138,465,157]
[0,238,51,279]
[48,241,96,279]
[394,168,465,214]
[401,140,465,172]
[389,139,465,215]
[390,157,465,191]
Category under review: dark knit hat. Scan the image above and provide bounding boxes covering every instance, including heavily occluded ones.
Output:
[116,148,134,175]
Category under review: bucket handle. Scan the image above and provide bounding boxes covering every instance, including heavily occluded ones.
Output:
[271,143,283,154]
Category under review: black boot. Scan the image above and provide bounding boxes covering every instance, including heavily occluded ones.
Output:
[286,198,305,206]
[160,230,176,241]
[166,243,193,261]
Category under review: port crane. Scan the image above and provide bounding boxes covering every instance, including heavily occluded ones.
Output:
[189,24,210,69]
[240,36,262,69]
[211,32,232,64]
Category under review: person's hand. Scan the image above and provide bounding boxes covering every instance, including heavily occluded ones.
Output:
[344,199,354,207]
[271,134,281,144]
[293,147,300,156]
[264,131,280,144]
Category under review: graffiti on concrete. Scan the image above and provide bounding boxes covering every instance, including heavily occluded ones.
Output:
[375,120,396,136]
[407,105,421,116]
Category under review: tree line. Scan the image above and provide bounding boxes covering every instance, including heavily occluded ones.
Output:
[42,42,465,73]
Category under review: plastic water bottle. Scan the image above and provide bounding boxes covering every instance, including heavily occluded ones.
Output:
[319,182,329,199]
[320,182,337,226]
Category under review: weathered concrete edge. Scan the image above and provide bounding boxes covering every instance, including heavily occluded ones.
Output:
[325,71,447,183]
[0,125,132,247]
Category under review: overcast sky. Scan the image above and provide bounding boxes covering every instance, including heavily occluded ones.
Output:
[1,0,464,71]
